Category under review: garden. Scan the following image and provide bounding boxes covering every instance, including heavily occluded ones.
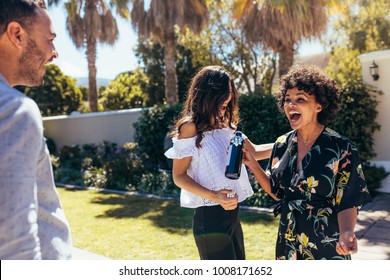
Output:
[19,0,390,259]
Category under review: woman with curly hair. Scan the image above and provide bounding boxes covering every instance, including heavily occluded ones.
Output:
[165,65,273,259]
[243,64,371,260]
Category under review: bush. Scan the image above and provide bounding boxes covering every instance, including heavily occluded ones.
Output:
[238,93,291,143]
[332,80,388,193]
[333,81,381,163]
[363,163,390,195]
[45,137,57,154]
[137,171,180,198]
[82,142,144,190]
[53,142,144,191]
[133,104,183,171]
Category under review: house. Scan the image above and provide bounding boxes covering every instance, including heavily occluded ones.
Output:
[359,49,390,192]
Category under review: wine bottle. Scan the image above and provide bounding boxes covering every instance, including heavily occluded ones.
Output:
[225,123,244,180]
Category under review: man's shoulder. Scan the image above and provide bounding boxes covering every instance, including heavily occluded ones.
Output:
[0,88,42,135]
[0,85,39,116]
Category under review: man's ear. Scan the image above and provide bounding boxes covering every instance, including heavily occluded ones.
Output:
[6,22,26,49]
[316,104,323,112]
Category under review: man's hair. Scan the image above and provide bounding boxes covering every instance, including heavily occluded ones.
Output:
[0,0,46,33]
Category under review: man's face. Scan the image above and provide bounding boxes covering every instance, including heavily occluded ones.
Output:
[17,8,58,87]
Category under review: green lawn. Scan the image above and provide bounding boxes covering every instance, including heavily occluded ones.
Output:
[57,187,279,260]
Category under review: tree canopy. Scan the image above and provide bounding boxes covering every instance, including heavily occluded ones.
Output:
[18,64,83,117]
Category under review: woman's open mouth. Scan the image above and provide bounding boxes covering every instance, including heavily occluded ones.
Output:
[288,110,301,123]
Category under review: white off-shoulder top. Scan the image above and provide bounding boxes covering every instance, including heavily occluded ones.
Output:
[164,127,253,208]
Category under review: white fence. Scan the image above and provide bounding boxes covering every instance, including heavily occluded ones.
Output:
[43,108,145,150]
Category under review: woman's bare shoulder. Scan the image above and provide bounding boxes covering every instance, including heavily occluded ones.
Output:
[178,121,197,139]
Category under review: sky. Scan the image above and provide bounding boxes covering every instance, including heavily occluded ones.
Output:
[49,4,327,81]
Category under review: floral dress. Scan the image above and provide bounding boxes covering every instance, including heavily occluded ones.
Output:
[268,127,371,260]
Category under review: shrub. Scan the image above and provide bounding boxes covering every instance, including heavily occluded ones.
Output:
[137,171,180,198]
[363,163,389,195]
[53,142,144,191]
[332,80,388,193]
[238,93,291,143]
[133,104,183,171]
[82,142,144,190]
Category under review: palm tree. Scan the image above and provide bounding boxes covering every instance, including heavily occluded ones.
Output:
[49,0,130,112]
[130,0,209,105]
[233,0,335,78]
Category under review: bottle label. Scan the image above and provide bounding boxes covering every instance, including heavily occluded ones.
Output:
[230,135,243,147]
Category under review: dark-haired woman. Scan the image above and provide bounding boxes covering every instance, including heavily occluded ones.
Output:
[243,64,371,260]
[165,65,273,260]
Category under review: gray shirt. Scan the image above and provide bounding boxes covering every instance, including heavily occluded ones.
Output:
[0,74,72,259]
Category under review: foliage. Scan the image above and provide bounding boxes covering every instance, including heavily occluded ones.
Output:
[49,0,130,112]
[130,0,209,105]
[54,142,144,191]
[332,81,381,163]
[233,0,336,77]
[238,93,290,206]
[330,80,387,193]
[135,41,166,105]
[324,0,390,194]
[175,44,205,103]
[238,93,290,144]
[326,48,362,85]
[100,68,150,110]
[363,164,390,195]
[53,145,84,185]
[135,40,205,104]
[331,0,390,53]
[137,171,180,198]
[326,0,390,83]
[79,86,88,101]
[82,142,144,190]
[179,0,275,94]
[133,104,183,171]
[17,64,83,117]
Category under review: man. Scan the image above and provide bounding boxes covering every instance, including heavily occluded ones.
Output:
[0,0,72,259]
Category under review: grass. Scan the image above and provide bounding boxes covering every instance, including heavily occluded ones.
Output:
[57,187,279,260]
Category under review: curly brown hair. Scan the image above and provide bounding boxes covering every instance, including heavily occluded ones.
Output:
[277,64,340,125]
[173,65,239,148]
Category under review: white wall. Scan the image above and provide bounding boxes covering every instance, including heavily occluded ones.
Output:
[43,108,144,150]
[358,49,390,192]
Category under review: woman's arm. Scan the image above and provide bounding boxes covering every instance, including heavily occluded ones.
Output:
[242,148,279,201]
[336,207,358,255]
[244,138,274,160]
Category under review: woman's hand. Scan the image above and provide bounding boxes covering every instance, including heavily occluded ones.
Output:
[336,231,358,255]
[337,208,358,255]
[214,189,238,210]
[242,148,257,170]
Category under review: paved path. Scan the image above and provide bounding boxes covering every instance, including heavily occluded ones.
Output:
[353,192,390,260]
[72,192,390,260]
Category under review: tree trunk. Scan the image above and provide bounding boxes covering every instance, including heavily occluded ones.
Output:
[164,32,178,105]
[278,45,294,79]
[87,38,98,112]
